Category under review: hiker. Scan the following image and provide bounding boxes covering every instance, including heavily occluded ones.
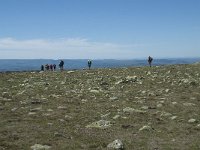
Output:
[50,64,53,71]
[45,64,49,70]
[41,65,44,71]
[88,60,92,70]
[53,64,56,71]
[59,60,64,71]
[148,56,153,67]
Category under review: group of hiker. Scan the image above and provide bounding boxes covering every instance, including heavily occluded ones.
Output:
[41,64,56,71]
[41,60,64,71]
[41,56,153,71]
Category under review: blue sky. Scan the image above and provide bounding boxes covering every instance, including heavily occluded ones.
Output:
[0,0,200,59]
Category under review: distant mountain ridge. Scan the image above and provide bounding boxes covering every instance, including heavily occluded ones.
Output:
[0,58,200,72]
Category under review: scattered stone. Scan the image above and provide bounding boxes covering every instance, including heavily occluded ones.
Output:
[170,116,178,120]
[60,81,65,85]
[30,144,51,150]
[86,120,111,128]
[101,113,111,119]
[28,112,37,115]
[47,123,53,126]
[113,115,120,120]
[115,80,123,85]
[30,107,42,112]
[57,106,67,110]
[31,100,42,104]
[148,92,155,96]
[109,97,118,101]
[23,79,29,83]
[160,112,172,117]
[172,102,177,105]
[11,107,18,112]
[159,100,165,104]
[196,124,200,129]
[67,71,75,73]
[181,79,189,84]
[141,91,146,94]
[188,119,197,123]
[54,132,64,137]
[147,71,151,75]
[125,76,138,82]
[139,125,152,131]
[58,119,65,122]
[2,98,12,102]
[157,104,163,108]
[81,99,88,103]
[141,106,149,110]
[107,139,124,150]
[65,115,73,120]
[49,94,60,98]
[47,109,53,112]
[42,113,51,116]
[165,89,170,93]
[183,102,196,106]
[123,107,146,114]
[90,90,100,93]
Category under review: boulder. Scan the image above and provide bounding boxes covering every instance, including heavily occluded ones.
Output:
[188,119,197,123]
[107,139,124,150]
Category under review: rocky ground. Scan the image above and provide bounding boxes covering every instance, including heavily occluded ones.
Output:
[0,63,200,150]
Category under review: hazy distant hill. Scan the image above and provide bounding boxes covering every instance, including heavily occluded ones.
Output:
[0,58,200,72]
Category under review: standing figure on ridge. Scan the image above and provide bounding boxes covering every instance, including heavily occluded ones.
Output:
[148,56,153,67]
[50,64,53,71]
[59,60,64,71]
[41,65,44,71]
[53,64,56,71]
[88,59,92,70]
[45,64,49,70]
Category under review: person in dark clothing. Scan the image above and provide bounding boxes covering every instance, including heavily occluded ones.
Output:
[88,60,92,70]
[45,64,49,70]
[148,56,153,67]
[59,60,64,71]
[50,64,53,71]
[53,64,56,71]
[41,65,44,71]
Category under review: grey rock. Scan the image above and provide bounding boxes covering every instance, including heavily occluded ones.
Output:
[123,107,146,114]
[172,102,177,105]
[170,116,178,120]
[188,119,197,123]
[139,125,152,131]
[57,106,67,110]
[113,115,120,120]
[107,139,124,150]
[90,90,100,93]
[183,102,196,106]
[157,104,163,108]
[165,89,170,93]
[109,97,118,101]
[30,144,51,150]
[141,106,149,110]
[67,71,75,73]
[160,112,172,117]
[101,112,111,119]
[125,76,137,82]
[86,120,111,128]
